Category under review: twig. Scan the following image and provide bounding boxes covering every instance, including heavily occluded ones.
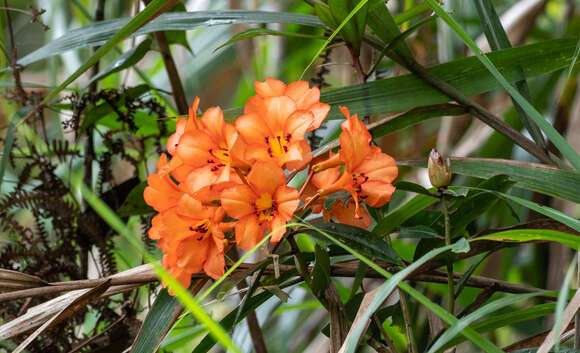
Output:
[441,191,455,314]
[398,289,417,353]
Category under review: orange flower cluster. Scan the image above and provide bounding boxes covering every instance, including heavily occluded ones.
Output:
[144,78,397,289]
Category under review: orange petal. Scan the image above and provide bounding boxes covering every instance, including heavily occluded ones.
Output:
[283,140,312,171]
[247,161,285,196]
[339,108,372,170]
[235,113,272,145]
[179,165,217,195]
[148,214,164,240]
[176,131,214,168]
[261,96,297,134]
[285,110,313,141]
[175,194,206,218]
[255,77,286,97]
[164,264,192,292]
[360,181,396,208]
[274,186,300,219]
[244,95,264,115]
[221,185,256,219]
[235,216,266,250]
[200,107,226,143]
[312,165,341,190]
[144,174,181,212]
[329,199,371,229]
[176,236,208,274]
[203,246,225,279]
[269,216,287,243]
[167,118,187,155]
[355,147,398,183]
[285,81,319,109]
[307,102,331,131]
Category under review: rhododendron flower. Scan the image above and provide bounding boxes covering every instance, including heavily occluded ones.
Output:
[313,106,398,215]
[245,78,330,132]
[154,195,226,285]
[235,78,330,170]
[175,102,246,194]
[221,161,300,249]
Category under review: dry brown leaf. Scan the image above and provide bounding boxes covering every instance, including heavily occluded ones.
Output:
[12,279,111,353]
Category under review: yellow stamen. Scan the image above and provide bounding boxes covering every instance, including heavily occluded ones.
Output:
[256,193,275,221]
[268,132,289,157]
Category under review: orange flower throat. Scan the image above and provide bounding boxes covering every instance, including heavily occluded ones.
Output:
[254,193,277,221]
[189,219,212,240]
[266,132,291,157]
[208,146,230,171]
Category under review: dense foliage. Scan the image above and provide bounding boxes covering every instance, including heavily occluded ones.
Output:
[1,1,580,352]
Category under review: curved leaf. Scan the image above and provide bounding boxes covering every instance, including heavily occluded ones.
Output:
[476,229,580,250]
[303,222,401,265]
[13,11,324,68]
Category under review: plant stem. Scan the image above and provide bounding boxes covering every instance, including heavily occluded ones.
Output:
[441,191,455,315]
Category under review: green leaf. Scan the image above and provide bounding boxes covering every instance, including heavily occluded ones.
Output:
[37,0,173,107]
[303,223,504,353]
[425,0,580,170]
[215,28,325,52]
[315,2,339,29]
[303,222,401,264]
[84,37,152,88]
[476,229,580,250]
[342,238,470,353]
[302,0,369,77]
[442,303,556,349]
[131,289,181,353]
[427,292,547,353]
[13,11,324,69]
[367,0,414,60]
[164,2,193,53]
[449,175,515,236]
[373,193,438,237]
[393,180,436,197]
[466,187,580,234]
[328,0,369,53]
[310,244,331,297]
[393,2,431,25]
[319,38,579,119]
[473,0,546,149]
[117,181,154,217]
[403,158,580,204]
[398,225,439,239]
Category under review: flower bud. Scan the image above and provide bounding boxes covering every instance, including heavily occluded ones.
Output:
[428,149,452,188]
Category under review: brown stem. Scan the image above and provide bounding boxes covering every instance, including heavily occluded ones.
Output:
[143,0,188,114]
[402,58,554,165]
[3,0,27,106]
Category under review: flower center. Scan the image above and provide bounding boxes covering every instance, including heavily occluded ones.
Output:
[254,193,277,221]
[352,172,369,193]
[266,132,291,157]
[189,219,212,240]
[210,146,230,165]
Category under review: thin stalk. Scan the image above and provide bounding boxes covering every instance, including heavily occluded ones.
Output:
[441,192,454,315]
[574,251,580,349]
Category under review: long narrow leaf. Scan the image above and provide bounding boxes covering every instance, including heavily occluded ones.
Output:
[425,0,580,169]
[13,11,325,69]
[427,292,546,353]
[473,0,546,149]
[301,223,504,353]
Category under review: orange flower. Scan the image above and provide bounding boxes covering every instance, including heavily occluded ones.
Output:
[221,161,299,249]
[235,78,330,170]
[155,194,226,283]
[312,107,398,214]
[174,101,246,195]
[245,78,330,132]
[143,154,182,212]
[325,199,371,229]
